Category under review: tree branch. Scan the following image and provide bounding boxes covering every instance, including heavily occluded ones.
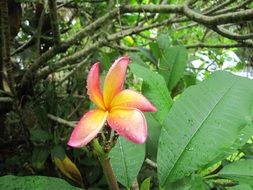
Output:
[55,54,92,87]
[19,8,119,88]
[0,0,15,94]
[48,0,61,44]
[183,3,253,25]
[213,26,253,40]
[214,0,252,15]
[35,7,46,56]
[202,0,237,15]
[36,17,179,80]
[186,42,253,49]
[20,3,253,89]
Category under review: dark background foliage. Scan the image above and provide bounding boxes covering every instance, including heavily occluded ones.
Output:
[1,0,253,189]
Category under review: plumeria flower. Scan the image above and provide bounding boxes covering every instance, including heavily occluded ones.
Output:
[68,56,157,148]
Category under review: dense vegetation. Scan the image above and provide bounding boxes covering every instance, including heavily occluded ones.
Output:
[0,0,253,189]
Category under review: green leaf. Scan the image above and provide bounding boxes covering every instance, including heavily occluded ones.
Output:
[157,71,253,187]
[129,63,173,124]
[146,35,188,91]
[34,106,50,128]
[129,52,148,67]
[100,53,112,70]
[32,147,51,170]
[145,113,161,161]
[167,175,208,190]
[183,73,197,87]
[158,46,188,91]
[155,34,188,91]
[140,177,151,190]
[52,155,84,187]
[51,145,66,160]
[0,175,82,190]
[149,42,161,60]
[240,143,253,159]
[139,47,157,64]
[218,159,253,185]
[100,51,119,70]
[109,137,145,188]
[228,184,253,190]
[157,33,171,50]
[30,129,52,143]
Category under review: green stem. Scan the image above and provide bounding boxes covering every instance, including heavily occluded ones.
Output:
[204,174,218,179]
[100,156,120,190]
[92,139,120,190]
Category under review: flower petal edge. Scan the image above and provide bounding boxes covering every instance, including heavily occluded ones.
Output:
[111,89,157,112]
[68,109,108,147]
[103,56,130,108]
[107,107,147,144]
[87,63,105,109]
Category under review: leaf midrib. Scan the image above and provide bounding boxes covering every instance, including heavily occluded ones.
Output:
[166,48,182,88]
[163,81,235,185]
[118,138,130,187]
[220,173,253,178]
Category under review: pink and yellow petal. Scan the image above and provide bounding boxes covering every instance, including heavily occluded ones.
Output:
[107,107,147,144]
[87,63,105,109]
[68,109,108,147]
[111,89,157,112]
[103,56,130,108]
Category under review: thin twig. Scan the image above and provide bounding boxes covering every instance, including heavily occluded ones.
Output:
[0,97,13,103]
[55,54,92,87]
[47,113,76,127]
[145,158,157,168]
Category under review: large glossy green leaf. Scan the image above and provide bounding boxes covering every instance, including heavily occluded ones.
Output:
[145,113,161,161]
[167,175,208,190]
[218,159,253,185]
[129,63,173,124]
[240,143,253,159]
[109,137,145,188]
[228,184,253,190]
[0,175,81,190]
[158,71,253,187]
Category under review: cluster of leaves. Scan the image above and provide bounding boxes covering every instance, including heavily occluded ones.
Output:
[109,34,253,190]
[1,0,253,188]
[2,32,253,190]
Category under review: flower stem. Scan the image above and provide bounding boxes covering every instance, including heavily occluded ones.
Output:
[100,156,119,190]
[92,139,119,190]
